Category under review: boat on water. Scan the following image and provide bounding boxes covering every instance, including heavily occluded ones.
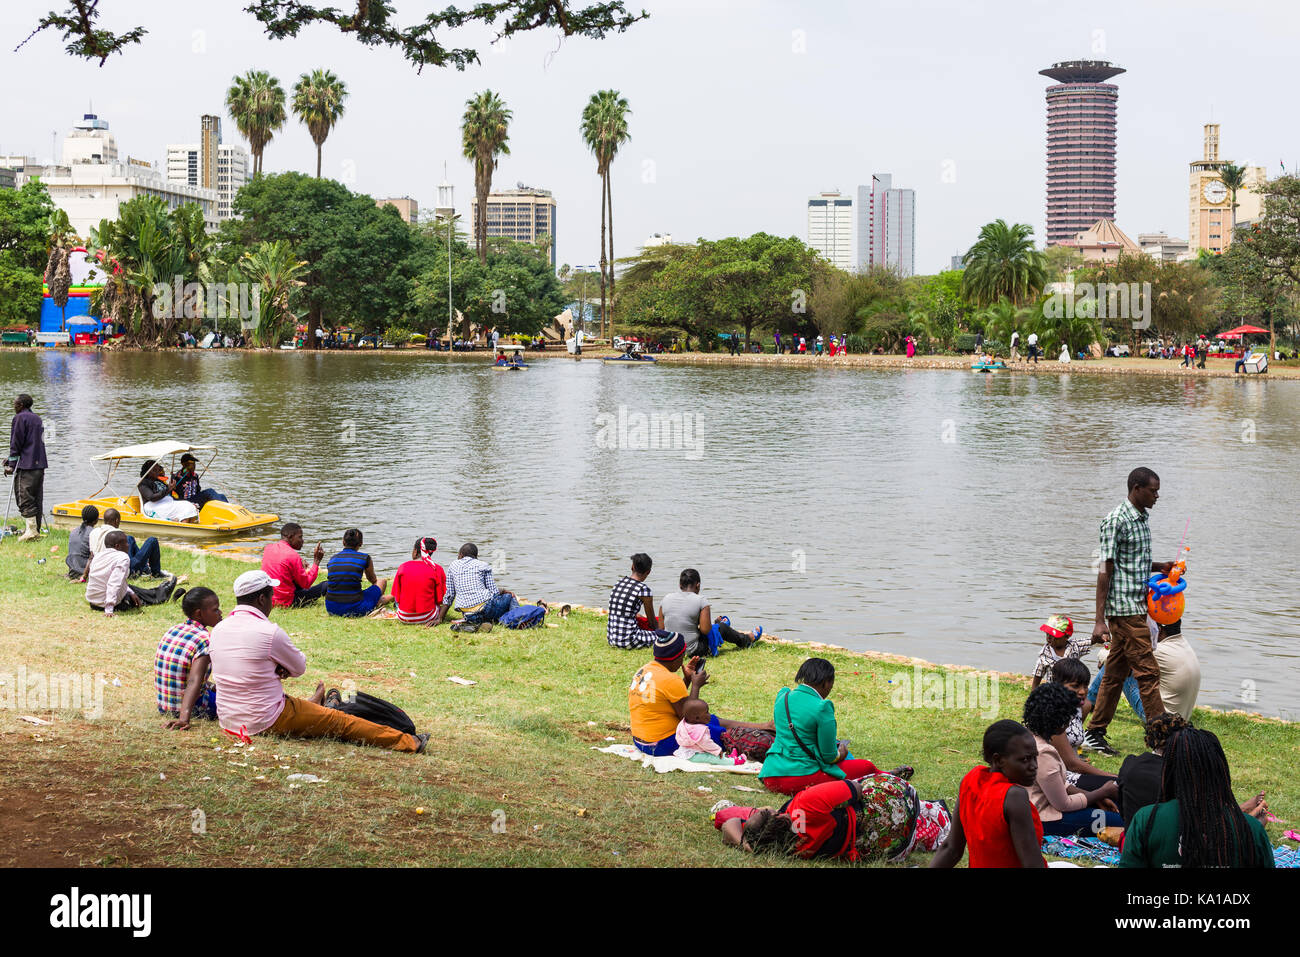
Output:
[603,342,658,365]
[49,441,279,539]
[492,343,529,370]
[971,360,1007,372]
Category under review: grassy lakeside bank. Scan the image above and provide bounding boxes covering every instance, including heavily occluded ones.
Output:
[1,532,1295,868]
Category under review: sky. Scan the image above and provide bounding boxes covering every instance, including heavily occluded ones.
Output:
[4,0,1300,274]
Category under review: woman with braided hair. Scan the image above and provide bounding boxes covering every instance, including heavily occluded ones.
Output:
[1120,727,1274,868]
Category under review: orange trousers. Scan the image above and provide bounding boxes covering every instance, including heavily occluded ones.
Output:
[268,695,419,752]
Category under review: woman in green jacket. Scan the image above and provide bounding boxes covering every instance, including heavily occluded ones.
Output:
[759,658,910,795]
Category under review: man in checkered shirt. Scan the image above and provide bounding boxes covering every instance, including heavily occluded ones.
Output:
[1084,467,1175,756]
[437,543,517,632]
[155,587,223,730]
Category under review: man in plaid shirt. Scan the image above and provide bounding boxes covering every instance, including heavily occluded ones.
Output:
[437,543,517,632]
[1084,467,1174,755]
[155,587,223,730]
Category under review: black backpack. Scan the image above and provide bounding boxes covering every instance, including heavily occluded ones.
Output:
[326,690,417,736]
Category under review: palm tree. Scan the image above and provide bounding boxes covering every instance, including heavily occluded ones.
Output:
[226,70,287,176]
[581,90,631,340]
[460,90,512,266]
[1219,162,1247,234]
[45,209,75,330]
[292,69,348,178]
[961,219,1048,308]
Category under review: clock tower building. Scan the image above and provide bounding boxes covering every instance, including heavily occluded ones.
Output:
[1189,123,1266,256]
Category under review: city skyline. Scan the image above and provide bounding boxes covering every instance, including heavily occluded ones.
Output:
[3,1,1299,273]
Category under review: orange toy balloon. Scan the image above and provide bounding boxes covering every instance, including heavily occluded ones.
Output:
[1147,559,1187,625]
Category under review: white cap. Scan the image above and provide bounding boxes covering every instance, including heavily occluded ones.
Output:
[233,569,279,597]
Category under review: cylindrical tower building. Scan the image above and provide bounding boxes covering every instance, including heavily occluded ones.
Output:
[1040,60,1125,245]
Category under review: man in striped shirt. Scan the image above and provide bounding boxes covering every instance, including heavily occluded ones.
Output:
[156,587,223,730]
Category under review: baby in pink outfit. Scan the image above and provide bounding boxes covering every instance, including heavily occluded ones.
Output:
[674,698,723,759]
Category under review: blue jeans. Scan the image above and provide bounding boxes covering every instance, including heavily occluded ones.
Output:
[1040,808,1125,836]
[1088,665,1146,723]
[128,536,161,577]
[197,489,228,505]
[326,584,383,618]
[462,591,518,625]
[1235,358,1248,372]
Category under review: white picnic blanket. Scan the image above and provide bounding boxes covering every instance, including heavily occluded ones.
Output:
[594,743,763,774]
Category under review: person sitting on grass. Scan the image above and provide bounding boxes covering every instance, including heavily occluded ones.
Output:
[627,631,775,757]
[392,537,446,626]
[759,657,906,796]
[657,568,761,658]
[65,504,98,580]
[156,586,222,730]
[208,570,428,753]
[324,528,393,618]
[714,773,950,863]
[262,523,327,608]
[438,543,517,633]
[1029,614,1099,689]
[90,507,164,579]
[1045,658,1117,790]
[1120,726,1273,868]
[1117,712,1268,826]
[1022,682,1123,835]
[606,552,656,649]
[85,531,180,616]
[930,720,1047,868]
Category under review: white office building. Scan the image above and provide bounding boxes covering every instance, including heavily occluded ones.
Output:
[166,115,248,221]
[62,113,118,165]
[807,191,854,271]
[858,173,916,276]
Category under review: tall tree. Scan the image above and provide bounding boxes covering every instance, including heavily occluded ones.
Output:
[292,69,348,178]
[226,70,287,176]
[238,240,308,346]
[461,91,512,266]
[1218,162,1247,234]
[581,90,631,339]
[961,220,1047,307]
[1218,175,1300,355]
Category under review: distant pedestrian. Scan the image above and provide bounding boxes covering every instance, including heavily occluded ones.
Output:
[1010,330,1020,361]
[905,335,916,359]
[774,332,781,354]
[798,337,807,354]
[1027,331,1039,364]
[6,393,47,540]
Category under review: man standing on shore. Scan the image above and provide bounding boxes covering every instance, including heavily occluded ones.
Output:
[1084,467,1173,756]
[6,394,47,541]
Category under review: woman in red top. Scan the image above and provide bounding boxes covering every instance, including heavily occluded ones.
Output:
[392,537,446,625]
[930,720,1046,868]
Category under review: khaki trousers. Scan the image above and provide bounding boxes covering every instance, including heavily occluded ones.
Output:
[268,695,419,752]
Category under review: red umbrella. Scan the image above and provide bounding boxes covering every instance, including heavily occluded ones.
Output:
[1217,324,1269,337]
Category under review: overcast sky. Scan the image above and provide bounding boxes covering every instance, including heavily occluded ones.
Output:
[4,0,1299,273]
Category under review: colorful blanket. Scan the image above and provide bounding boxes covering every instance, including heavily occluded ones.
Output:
[593,743,762,775]
[1042,835,1300,868]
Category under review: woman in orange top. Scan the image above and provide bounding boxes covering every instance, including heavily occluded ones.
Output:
[930,720,1046,868]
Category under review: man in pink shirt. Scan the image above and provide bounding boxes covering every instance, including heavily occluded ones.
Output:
[262,523,327,608]
[208,570,427,753]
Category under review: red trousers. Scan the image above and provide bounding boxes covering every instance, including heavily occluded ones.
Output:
[761,759,882,795]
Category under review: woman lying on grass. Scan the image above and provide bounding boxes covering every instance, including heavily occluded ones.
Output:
[712,772,950,863]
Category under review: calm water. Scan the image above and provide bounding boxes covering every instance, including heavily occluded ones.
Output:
[4,350,1299,717]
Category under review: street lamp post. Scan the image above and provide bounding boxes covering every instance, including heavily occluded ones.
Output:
[436,175,456,347]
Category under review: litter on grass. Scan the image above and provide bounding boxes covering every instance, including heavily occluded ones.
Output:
[447,676,477,686]
[18,715,52,726]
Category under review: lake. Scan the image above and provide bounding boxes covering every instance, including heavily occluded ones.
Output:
[4,348,1298,718]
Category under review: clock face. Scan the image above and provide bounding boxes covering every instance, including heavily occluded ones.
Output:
[1204,179,1229,204]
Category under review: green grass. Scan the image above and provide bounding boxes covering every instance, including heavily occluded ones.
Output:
[0,531,1295,867]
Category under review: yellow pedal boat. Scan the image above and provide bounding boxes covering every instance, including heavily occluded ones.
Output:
[50,440,278,539]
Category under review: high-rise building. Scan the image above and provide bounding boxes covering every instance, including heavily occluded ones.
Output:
[1041,60,1124,245]
[1187,124,1266,255]
[471,184,558,268]
[857,174,916,276]
[166,115,248,221]
[62,113,118,165]
[807,191,853,271]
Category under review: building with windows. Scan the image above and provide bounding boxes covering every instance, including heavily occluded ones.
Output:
[1041,61,1124,245]
[1057,218,1140,263]
[807,191,854,271]
[165,115,248,221]
[1187,124,1266,256]
[471,184,558,267]
[62,113,118,165]
[1137,232,1190,262]
[857,174,916,276]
